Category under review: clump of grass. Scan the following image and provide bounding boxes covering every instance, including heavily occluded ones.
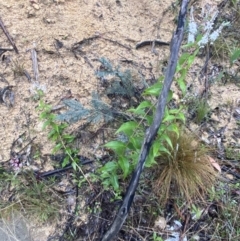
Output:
[211,37,232,60]
[194,99,210,124]
[12,60,25,77]
[208,181,240,240]
[152,128,218,203]
[0,171,61,222]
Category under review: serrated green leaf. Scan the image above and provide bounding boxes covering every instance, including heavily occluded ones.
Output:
[187,54,196,67]
[145,115,153,125]
[143,82,162,96]
[62,156,70,167]
[72,161,77,171]
[118,157,130,179]
[129,136,142,150]
[177,77,187,94]
[145,150,157,167]
[128,100,153,117]
[230,49,240,65]
[152,141,161,156]
[135,100,152,110]
[42,120,51,129]
[182,41,197,49]
[159,146,171,156]
[52,123,59,132]
[63,134,75,143]
[178,53,190,66]
[179,68,187,78]
[163,114,176,122]
[176,112,185,123]
[161,134,173,150]
[52,143,63,153]
[169,108,180,114]
[48,129,58,140]
[167,123,180,138]
[110,174,119,191]
[116,121,138,137]
[100,161,118,173]
[105,141,126,155]
[167,90,173,103]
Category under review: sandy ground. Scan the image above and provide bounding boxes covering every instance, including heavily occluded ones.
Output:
[0,0,173,160]
[0,0,173,239]
[0,0,240,240]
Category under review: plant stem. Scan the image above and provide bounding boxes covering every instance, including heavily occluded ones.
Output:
[58,134,93,190]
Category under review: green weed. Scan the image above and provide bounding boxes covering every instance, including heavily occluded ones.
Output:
[0,171,60,222]
[37,100,92,188]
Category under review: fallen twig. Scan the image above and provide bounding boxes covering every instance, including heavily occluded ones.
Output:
[101,1,189,240]
[0,16,19,54]
[0,85,14,107]
[101,36,131,50]
[36,157,93,178]
[0,47,14,57]
[31,47,39,83]
[136,39,169,49]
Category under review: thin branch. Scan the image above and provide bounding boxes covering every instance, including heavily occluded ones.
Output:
[0,16,19,54]
[31,47,39,83]
[136,39,169,49]
[101,1,189,240]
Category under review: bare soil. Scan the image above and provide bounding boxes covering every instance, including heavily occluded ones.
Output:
[0,0,240,240]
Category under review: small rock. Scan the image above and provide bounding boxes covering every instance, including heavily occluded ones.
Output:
[27,9,36,17]
[154,216,166,230]
[44,18,55,24]
[42,42,56,53]
[54,0,65,3]
[233,131,240,138]
[225,174,234,180]
[32,3,40,10]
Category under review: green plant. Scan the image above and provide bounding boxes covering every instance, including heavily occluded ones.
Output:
[225,146,240,159]
[98,77,185,193]
[152,232,164,241]
[194,99,210,124]
[0,171,60,222]
[31,89,44,102]
[37,100,92,187]
[98,41,210,198]
[17,172,60,222]
[38,100,77,167]
[212,37,233,61]
[230,48,240,65]
[207,182,240,240]
[191,204,202,220]
[98,35,211,193]
[175,46,199,94]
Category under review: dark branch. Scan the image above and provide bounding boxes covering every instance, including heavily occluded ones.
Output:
[0,16,19,54]
[101,1,189,240]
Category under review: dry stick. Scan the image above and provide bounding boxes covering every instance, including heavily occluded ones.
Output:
[136,40,170,49]
[31,48,39,83]
[101,1,189,240]
[0,16,19,54]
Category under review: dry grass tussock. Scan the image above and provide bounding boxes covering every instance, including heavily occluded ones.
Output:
[153,128,218,203]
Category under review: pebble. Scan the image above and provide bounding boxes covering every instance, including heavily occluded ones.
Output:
[27,9,36,17]
[154,216,166,230]
[54,0,65,3]
[32,3,40,10]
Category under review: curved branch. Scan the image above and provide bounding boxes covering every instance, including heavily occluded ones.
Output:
[101,1,190,240]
